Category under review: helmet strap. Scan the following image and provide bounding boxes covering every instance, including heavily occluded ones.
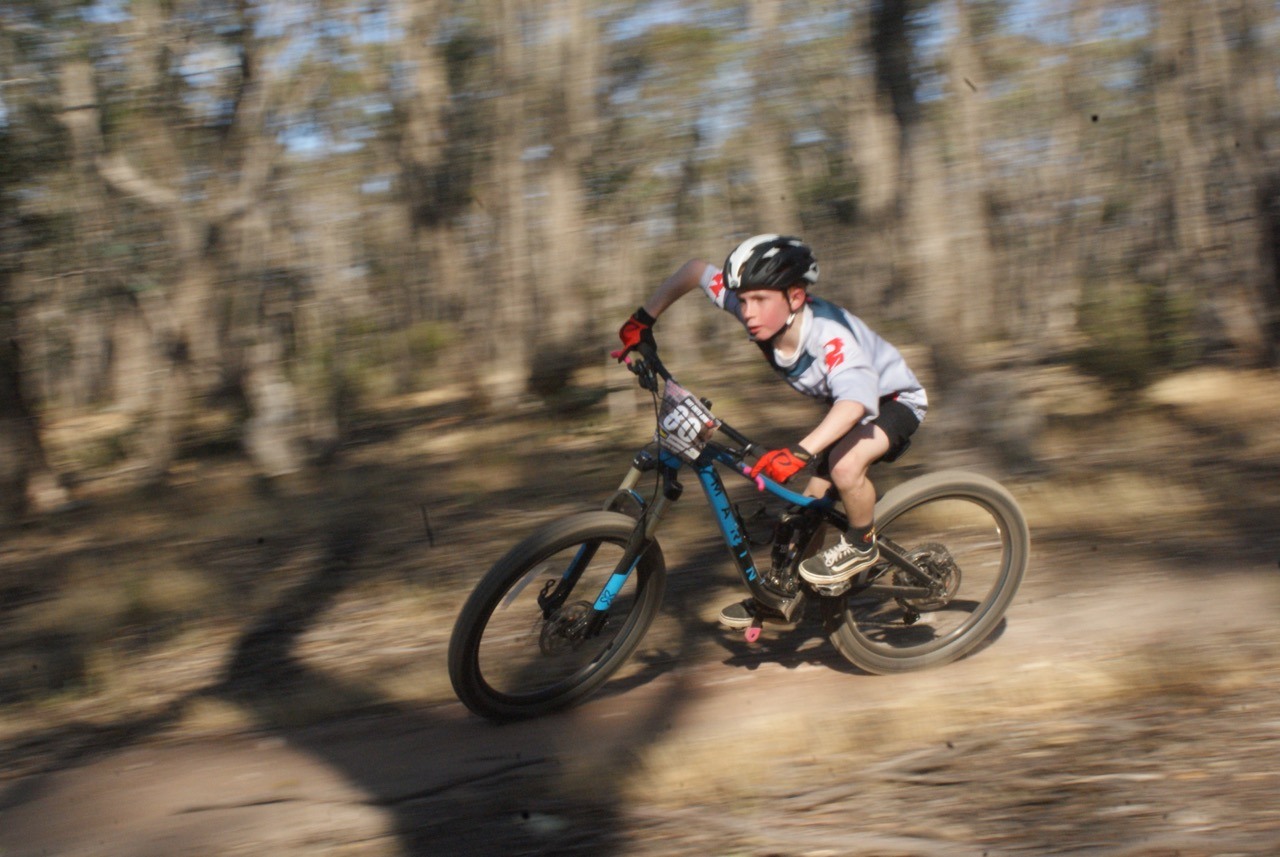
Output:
[767,306,799,345]
[782,286,805,332]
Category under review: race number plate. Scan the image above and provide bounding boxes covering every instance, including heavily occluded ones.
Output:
[655,378,720,461]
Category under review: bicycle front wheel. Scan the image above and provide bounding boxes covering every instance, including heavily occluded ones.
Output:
[824,471,1028,674]
[448,511,666,721]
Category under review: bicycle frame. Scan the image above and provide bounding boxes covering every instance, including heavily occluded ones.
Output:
[548,349,943,636]
[450,346,1028,720]
[576,437,842,627]
[690,444,839,616]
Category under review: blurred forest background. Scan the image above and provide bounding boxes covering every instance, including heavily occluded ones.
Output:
[1,0,1277,522]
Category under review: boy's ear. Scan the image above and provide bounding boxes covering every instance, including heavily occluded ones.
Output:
[787,286,807,310]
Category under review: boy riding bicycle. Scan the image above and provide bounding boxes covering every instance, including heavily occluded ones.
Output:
[611,235,928,629]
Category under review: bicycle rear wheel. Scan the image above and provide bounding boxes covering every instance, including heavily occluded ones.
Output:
[824,471,1028,674]
[448,511,665,721]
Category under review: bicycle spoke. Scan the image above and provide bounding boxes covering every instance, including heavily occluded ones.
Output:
[854,496,1009,648]
[475,540,642,700]
[824,472,1027,673]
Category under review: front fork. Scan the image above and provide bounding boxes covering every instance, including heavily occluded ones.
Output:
[537,453,679,636]
[603,447,685,540]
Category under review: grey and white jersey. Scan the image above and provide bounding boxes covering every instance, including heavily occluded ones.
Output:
[700,266,927,424]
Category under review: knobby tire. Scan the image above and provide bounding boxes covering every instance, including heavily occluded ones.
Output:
[448,511,666,722]
[823,470,1029,674]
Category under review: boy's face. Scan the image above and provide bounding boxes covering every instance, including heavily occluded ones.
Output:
[738,286,805,341]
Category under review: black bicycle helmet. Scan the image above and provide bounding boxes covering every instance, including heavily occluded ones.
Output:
[722,234,818,292]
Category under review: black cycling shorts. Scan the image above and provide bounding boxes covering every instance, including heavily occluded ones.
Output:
[815,395,920,478]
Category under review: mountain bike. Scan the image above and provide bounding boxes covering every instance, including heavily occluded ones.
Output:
[448,345,1029,722]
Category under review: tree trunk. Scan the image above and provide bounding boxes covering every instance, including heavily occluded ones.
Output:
[839,2,907,316]
[527,0,599,395]
[746,0,801,233]
[847,2,902,223]
[849,0,970,383]
[66,2,290,481]
[391,0,466,336]
[944,0,998,342]
[1219,0,1280,364]
[484,0,534,404]
[1153,0,1274,363]
[905,131,970,387]
[0,275,69,524]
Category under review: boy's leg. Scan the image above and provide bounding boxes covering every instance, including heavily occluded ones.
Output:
[797,426,890,585]
[826,424,891,533]
[719,423,900,626]
[801,473,833,498]
[718,474,842,629]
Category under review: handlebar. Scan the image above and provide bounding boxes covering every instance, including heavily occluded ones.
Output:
[625,341,762,463]
[623,343,828,497]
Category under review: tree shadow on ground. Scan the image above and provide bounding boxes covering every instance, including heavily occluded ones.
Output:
[0,488,724,855]
[206,511,730,855]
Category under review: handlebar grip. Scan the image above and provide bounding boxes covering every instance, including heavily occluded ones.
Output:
[625,342,670,393]
[718,421,754,449]
[635,342,670,380]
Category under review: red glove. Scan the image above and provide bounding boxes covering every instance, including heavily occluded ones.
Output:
[610,306,657,362]
[749,446,813,484]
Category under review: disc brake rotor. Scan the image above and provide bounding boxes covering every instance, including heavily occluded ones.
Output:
[894,542,961,612]
[539,600,593,655]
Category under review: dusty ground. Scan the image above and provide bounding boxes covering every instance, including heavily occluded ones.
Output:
[1,363,1279,856]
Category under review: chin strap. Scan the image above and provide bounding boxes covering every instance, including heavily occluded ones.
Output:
[770,305,801,342]
[780,291,809,336]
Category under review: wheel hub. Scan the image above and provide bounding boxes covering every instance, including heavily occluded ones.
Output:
[539,600,593,655]
[895,542,961,613]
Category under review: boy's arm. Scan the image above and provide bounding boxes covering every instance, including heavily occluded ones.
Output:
[751,399,866,485]
[612,259,711,362]
[641,259,711,319]
[798,400,866,457]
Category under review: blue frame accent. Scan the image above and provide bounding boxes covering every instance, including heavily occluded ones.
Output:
[694,460,760,581]
[575,416,858,627]
[591,561,643,611]
[584,443,842,614]
[702,445,838,514]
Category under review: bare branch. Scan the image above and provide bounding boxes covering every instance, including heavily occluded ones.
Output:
[96,152,181,209]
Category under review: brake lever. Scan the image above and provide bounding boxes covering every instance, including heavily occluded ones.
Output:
[625,355,659,392]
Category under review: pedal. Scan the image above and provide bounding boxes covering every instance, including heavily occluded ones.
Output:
[744,617,763,644]
[810,579,851,597]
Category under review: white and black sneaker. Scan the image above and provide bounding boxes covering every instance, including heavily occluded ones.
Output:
[717,598,759,629]
[798,534,880,586]
[717,598,796,630]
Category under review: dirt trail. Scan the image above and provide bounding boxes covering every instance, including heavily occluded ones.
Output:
[4,364,1279,855]
[3,542,1279,857]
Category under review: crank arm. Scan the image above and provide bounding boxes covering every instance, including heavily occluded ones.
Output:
[862,583,935,600]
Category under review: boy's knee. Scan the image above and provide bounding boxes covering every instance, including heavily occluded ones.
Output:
[828,454,871,489]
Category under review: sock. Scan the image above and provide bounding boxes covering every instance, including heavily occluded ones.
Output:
[849,524,875,545]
